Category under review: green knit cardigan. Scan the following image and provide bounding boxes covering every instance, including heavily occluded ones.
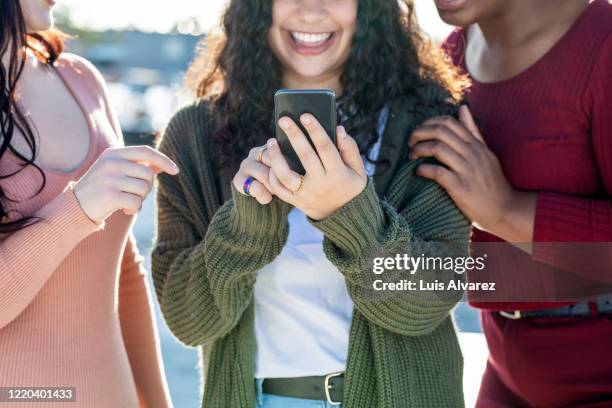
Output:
[152,87,470,408]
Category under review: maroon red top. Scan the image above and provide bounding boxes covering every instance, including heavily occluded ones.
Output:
[442,0,612,311]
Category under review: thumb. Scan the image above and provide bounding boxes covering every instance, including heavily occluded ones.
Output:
[459,105,486,144]
[336,126,365,176]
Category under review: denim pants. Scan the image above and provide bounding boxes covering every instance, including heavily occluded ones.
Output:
[255,379,343,408]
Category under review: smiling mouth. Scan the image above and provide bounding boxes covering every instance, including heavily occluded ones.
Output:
[286,30,336,55]
[290,31,334,47]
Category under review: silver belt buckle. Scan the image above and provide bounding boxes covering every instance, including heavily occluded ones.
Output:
[324,371,343,405]
[499,310,522,319]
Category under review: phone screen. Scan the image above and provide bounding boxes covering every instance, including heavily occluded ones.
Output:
[274,89,336,174]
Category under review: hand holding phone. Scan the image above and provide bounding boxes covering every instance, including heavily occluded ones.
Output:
[265,102,367,220]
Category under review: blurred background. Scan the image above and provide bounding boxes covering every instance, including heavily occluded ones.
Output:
[53,1,486,406]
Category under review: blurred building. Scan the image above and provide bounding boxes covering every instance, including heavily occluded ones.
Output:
[71,30,201,85]
[64,30,202,144]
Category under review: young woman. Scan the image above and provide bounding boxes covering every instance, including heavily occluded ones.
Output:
[153,1,471,407]
[0,1,177,406]
[412,0,612,406]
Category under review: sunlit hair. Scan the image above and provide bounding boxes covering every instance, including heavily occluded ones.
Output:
[187,0,468,178]
[0,0,66,232]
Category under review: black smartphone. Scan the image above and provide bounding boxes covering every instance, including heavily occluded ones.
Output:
[274,89,336,174]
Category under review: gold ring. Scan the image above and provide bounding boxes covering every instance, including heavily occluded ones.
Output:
[292,175,305,195]
[258,146,267,163]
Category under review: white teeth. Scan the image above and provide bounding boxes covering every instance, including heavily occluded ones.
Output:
[291,31,332,45]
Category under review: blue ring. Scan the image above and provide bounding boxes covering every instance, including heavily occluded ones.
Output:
[243,176,255,196]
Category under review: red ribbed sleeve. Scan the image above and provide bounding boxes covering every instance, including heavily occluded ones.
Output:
[533,33,612,281]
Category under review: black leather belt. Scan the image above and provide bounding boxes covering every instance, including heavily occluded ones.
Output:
[261,372,344,405]
[500,296,612,319]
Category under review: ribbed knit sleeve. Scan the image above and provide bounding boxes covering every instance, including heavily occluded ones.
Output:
[151,106,293,347]
[0,183,102,329]
[532,33,612,279]
[310,160,470,336]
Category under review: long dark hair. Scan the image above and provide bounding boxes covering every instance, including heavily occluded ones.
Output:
[188,0,467,177]
[0,0,65,233]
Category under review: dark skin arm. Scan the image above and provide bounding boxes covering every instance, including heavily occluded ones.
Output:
[409,106,536,253]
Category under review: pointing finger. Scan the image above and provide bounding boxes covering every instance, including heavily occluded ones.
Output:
[112,146,179,175]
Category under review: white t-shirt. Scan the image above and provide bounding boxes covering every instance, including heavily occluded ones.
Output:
[254,105,390,378]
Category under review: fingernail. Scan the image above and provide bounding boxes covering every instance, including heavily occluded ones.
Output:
[268,138,277,148]
[279,118,290,130]
[338,126,347,138]
[301,114,312,125]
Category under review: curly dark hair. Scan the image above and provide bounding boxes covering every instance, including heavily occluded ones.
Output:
[188,0,466,177]
[1,0,66,233]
